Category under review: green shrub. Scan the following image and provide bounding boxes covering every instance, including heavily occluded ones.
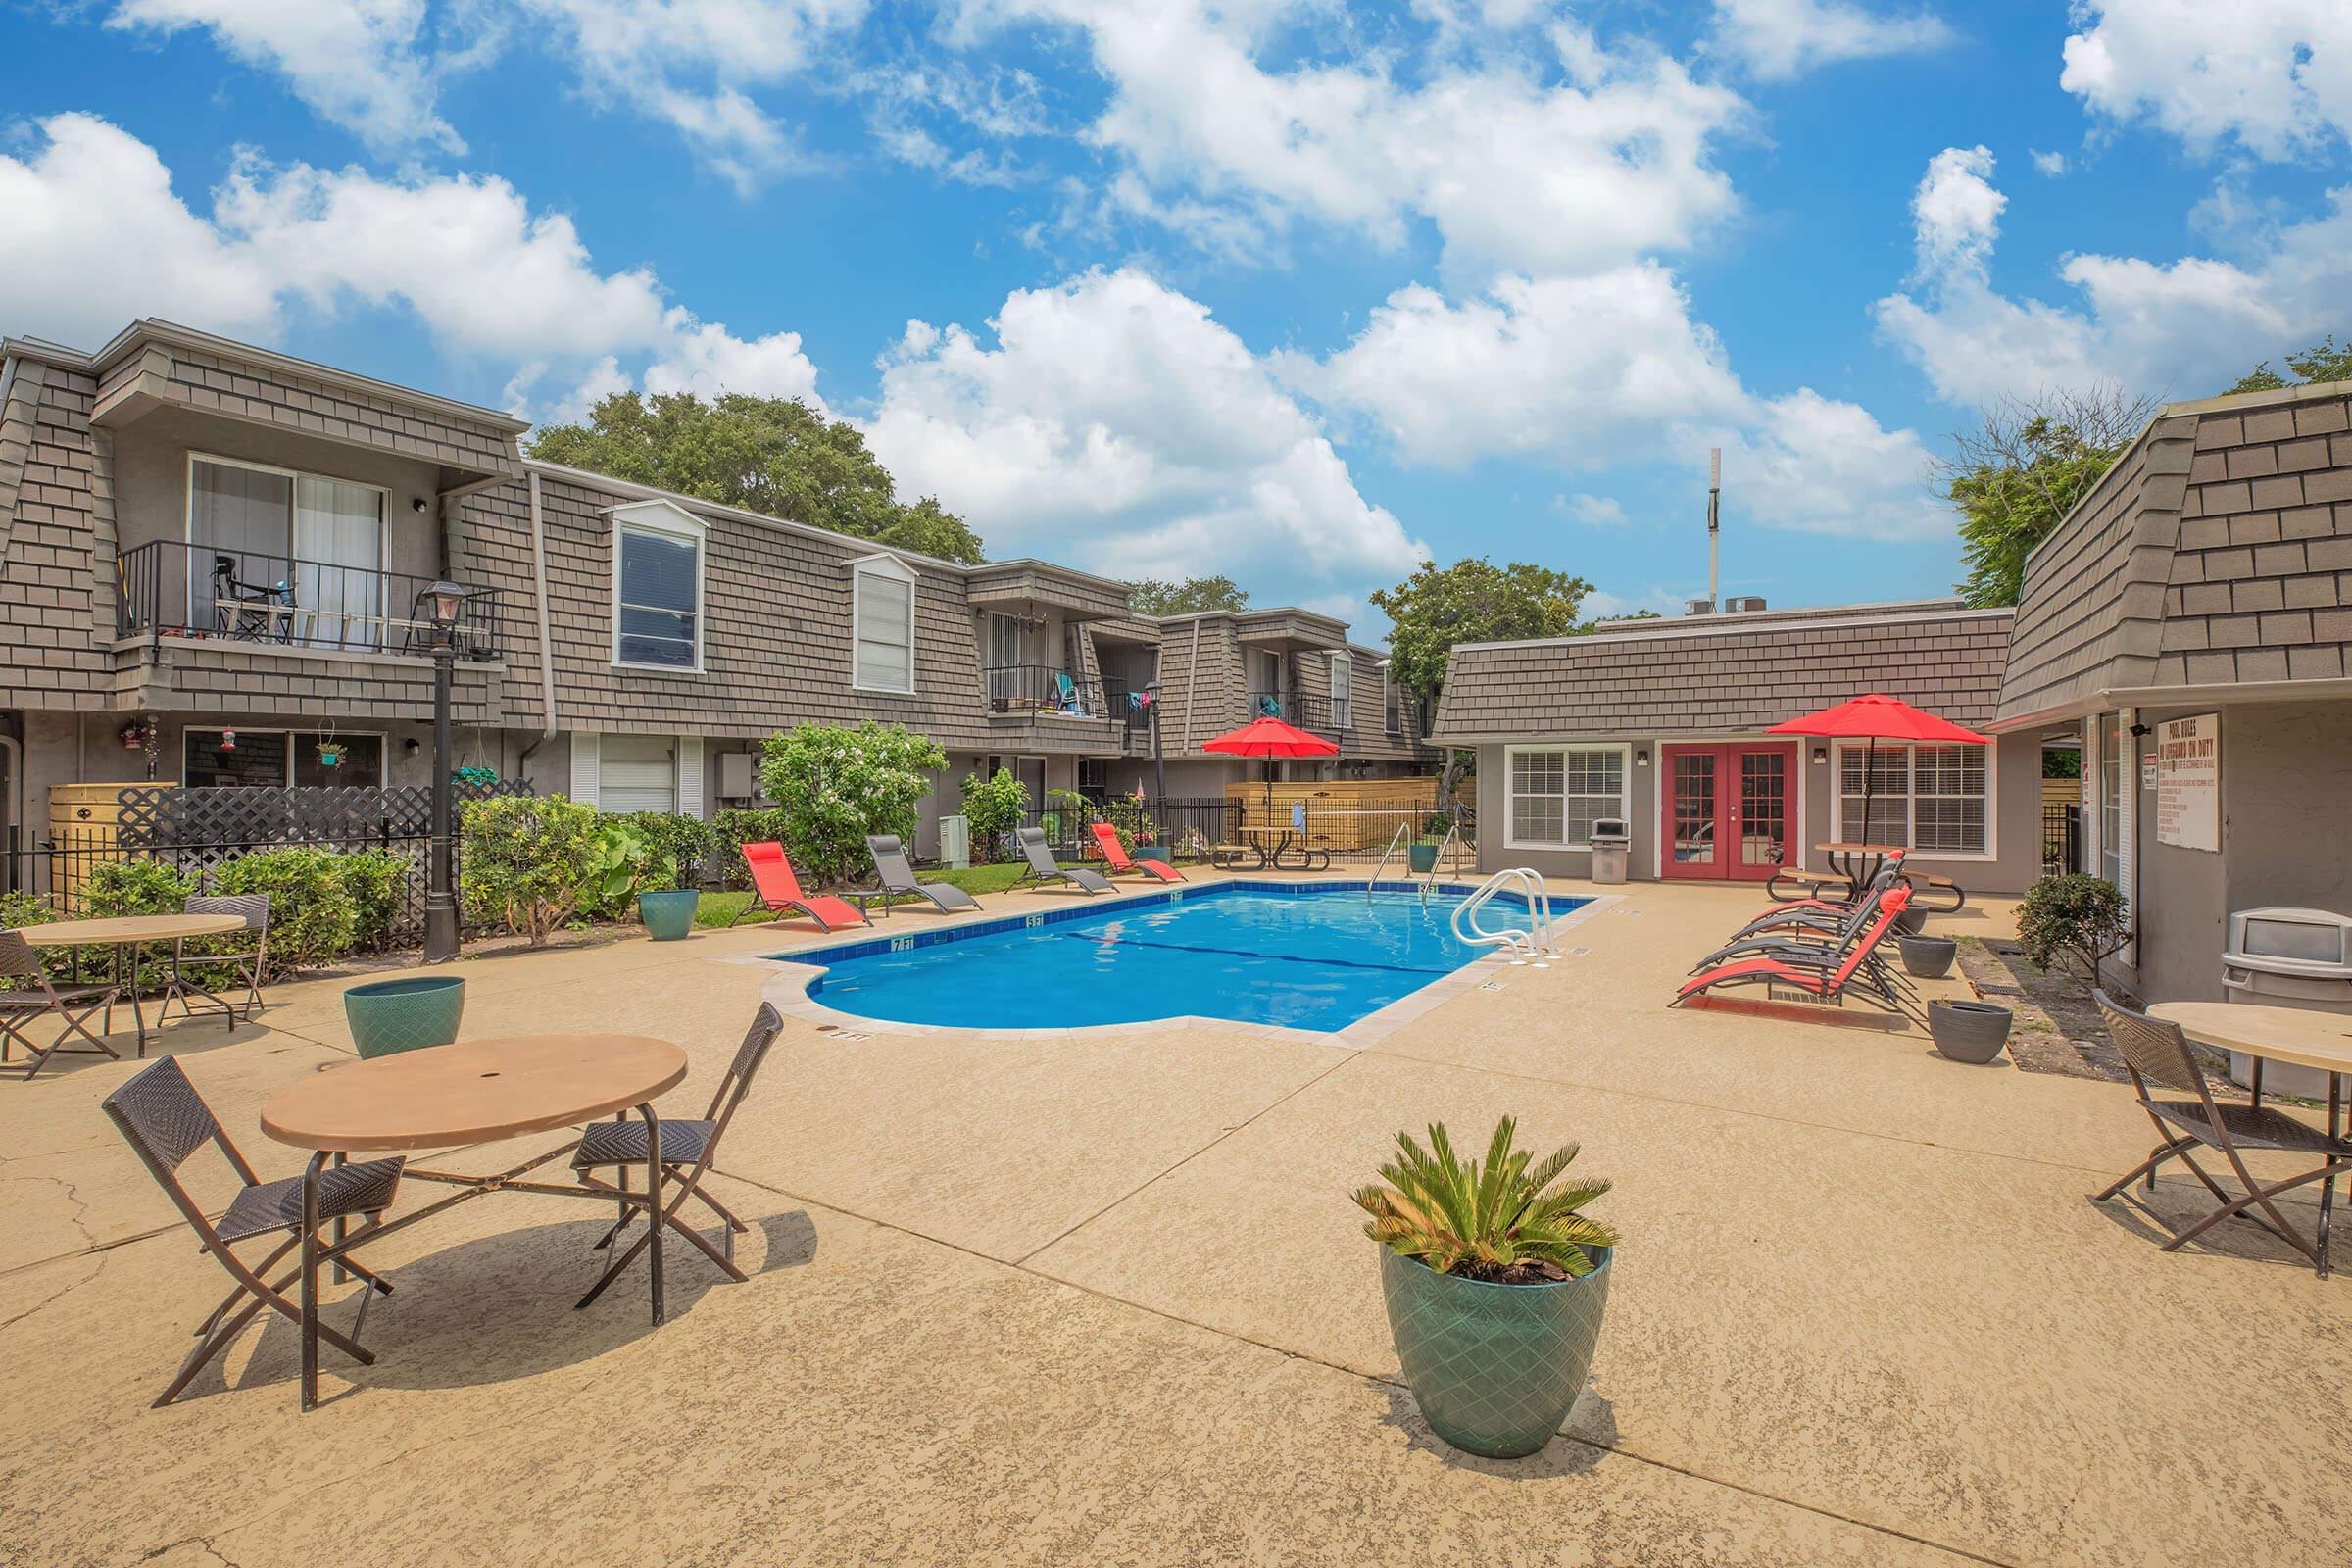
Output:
[1352,1118,1617,1283]
[759,721,947,884]
[611,810,715,887]
[2017,873,2130,979]
[1099,795,1156,855]
[333,850,410,951]
[215,847,359,979]
[83,858,196,917]
[461,793,599,946]
[959,768,1030,863]
[0,889,68,990]
[710,806,793,890]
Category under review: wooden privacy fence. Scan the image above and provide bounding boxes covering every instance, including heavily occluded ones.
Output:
[1223,779,1459,852]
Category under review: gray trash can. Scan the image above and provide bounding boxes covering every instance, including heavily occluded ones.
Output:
[1588,816,1631,885]
[2221,906,2352,1097]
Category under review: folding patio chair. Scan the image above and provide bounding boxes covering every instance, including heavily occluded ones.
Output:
[2091,990,2352,1277]
[571,1003,785,1309]
[164,893,270,1029]
[1014,825,1111,895]
[101,1056,403,1406]
[1089,820,1181,882]
[731,842,872,932]
[861,834,980,916]
[0,929,122,1081]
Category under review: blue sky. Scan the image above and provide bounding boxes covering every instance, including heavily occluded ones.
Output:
[5,2,2349,636]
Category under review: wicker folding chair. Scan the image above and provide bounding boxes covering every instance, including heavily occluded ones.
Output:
[100,1056,405,1406]
[0,929,122,1081]
[570,1003,784,1310]
[165,893,270,1029]
[2091,990,2352,1277]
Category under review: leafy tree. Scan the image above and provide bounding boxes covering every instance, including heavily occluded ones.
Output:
[958,768,1031,863]
[1936,386,2157,608]
[759,721,948,883]
[461,794,601,947]
[2228,336,2352,394]
[528,391,986,564]
[1370,557,1592,697]
[1126,574,1250,615]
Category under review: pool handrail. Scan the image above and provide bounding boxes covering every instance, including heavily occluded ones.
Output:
[1369,821,1411,899]
[1450,867,1557,965]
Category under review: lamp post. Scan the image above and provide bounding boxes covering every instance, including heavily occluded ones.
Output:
[420,580,472,963]
[1144,678,1167,808]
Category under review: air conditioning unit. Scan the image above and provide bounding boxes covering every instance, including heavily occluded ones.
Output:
[1684,596,1716,616]
[716,751,757,802]
[1724,596,1768,613]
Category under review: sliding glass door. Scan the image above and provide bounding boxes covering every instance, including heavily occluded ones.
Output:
[186,456,387,649]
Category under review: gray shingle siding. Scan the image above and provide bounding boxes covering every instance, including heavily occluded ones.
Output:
[0,354,119,711]
[1432,607,2014,740]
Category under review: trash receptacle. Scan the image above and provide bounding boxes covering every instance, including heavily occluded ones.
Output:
[1589,816,1631,885]
[2222,906,2352,1097]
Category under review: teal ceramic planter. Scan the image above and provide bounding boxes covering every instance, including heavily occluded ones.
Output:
[638,888,700,941]
[1407,843,1440,874]
[344,976,466,1059]
[1379,1245,1612,1459]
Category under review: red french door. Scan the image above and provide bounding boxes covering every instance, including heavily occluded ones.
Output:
[1661,743,1797,881]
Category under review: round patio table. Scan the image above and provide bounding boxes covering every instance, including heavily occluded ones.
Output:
[2149,1002,2352,1135]
[18,911,247,1054]
[261,1033,688,1408]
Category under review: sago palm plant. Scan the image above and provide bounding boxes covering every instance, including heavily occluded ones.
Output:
[1352,1117,1617,1282]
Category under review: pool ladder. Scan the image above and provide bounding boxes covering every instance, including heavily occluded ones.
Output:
[1368,822,1410,899]
[1450,868,1558,967]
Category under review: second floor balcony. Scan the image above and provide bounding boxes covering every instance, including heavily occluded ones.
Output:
[984,663,1105,718]
[116,539,504,662]
[1249,690,1351,734]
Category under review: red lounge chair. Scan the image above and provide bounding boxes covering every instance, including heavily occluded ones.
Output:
[1673,885,1914,1016]
[1089,821,1182,882]
[733,842,872,933]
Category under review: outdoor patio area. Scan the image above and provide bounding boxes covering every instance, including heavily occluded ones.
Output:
[2,874,2345,1568]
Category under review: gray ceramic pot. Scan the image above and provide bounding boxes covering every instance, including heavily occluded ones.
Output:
[1898,934,1957,979]
[1928,1000,2012,1063]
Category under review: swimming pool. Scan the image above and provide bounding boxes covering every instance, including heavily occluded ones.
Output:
[774,882,1587,1035]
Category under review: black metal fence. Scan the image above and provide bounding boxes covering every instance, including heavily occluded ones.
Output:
[116,538,506,660]
[969,795,1471,871]
[2042,803,2082,876]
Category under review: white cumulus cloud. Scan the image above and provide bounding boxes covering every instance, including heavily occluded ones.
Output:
[2062,1,2352,160]
[859,268,1423,590]
[1874,145,2352,405]
[1709,0,1952,81]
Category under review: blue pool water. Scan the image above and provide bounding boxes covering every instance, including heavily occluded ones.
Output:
[778,883,1581,1034]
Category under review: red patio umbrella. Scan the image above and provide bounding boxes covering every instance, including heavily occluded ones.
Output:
[1202,715,1340,823]
[1766,694,1991,843]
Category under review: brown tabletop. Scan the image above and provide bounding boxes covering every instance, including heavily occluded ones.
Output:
[261,1034,689,1152]
[2149,1002,2352,1077]
[17,912,247,946]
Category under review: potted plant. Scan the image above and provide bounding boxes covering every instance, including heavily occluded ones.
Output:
[1353,1118,1617,1458]
[1927,1000,2013,1063]
[1406,811,1448,874]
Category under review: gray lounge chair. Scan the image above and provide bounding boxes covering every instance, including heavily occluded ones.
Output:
[1015,826,1111,895]
[863,835,980,915]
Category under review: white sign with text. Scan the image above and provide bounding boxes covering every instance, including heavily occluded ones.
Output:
[2155,713,2220,852]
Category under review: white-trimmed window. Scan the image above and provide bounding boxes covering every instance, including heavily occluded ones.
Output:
[183,728,386,789]
[1505,745,1628,849]
[853,554,917,693]
[1329,652,1352,729]
[1836,742,1993,857]
[610,501,704,671]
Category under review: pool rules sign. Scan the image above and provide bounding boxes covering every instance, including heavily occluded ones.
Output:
[2155,713,2220,852]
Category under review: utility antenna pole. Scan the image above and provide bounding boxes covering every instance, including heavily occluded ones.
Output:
[1706,447,1721,611]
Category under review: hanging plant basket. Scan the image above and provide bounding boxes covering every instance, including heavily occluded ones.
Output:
[316,742,347,768]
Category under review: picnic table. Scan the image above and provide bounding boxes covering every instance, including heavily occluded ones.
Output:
[1814,842,1905,891]
[1228,823,1331,872]
[260,1032,688,1408]
[19,911,248,1053]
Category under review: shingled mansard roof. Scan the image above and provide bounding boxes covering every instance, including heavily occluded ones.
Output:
[1431,600,2015,743]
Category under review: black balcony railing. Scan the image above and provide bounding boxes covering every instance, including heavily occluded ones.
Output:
[1248,690,1350,732]
[984,663,1106,717]
[116,539,503,660]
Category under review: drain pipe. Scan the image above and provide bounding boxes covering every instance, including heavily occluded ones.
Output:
[1182,617,1202,754]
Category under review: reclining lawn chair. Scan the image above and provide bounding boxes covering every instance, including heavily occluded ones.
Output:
[861,835,980,916]
[1673,884,1917,1018]
[1694,875,1898,971]
[1725,857,1908,945]
[2090,990,2352,1277]
[1088,821,1181,883]
[731,842,871,933]
[1014,826,1111,895]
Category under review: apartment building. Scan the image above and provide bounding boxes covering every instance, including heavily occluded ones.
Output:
[0,320,1430,862]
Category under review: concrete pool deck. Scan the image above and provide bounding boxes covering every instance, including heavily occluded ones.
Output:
[1,873,2346,1566]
